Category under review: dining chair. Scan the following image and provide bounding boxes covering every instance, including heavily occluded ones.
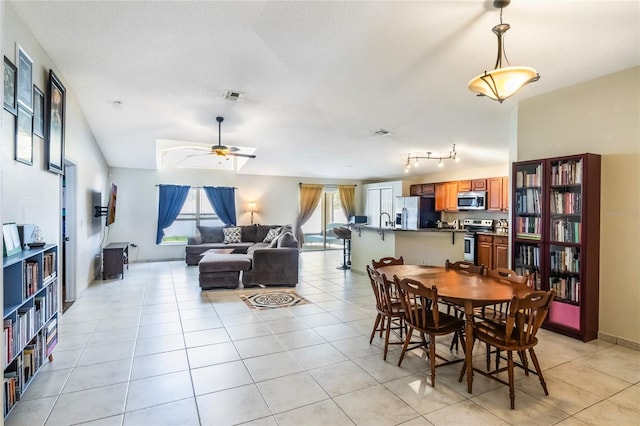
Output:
[366,266,406,360]
[371,256,405,299]
[443,259,485,351]
[481,268,529,370]
[445,259,484,275]
[394,276,465,387]
[371,256,404,269]
[459,289,555,409]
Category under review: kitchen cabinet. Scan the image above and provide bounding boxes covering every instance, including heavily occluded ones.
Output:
[487,177,508,211]
[476,234,508,269]
[410,183,435,196]
[445,181,458,211]
[473,179,487,191]
[501,176,509,211]
[493,236,509,269]
[476,234,493,268]
[435,183,445,211]
[460,179,488,192]
[458,180,472,192]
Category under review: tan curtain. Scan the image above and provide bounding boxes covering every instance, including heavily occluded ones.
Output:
[295,184,324,246]
[338,185,356,220]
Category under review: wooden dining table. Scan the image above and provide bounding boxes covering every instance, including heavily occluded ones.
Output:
[376,264,534,393]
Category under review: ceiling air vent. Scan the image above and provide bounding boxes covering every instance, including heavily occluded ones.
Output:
[223,91,244,102]
[373,128,392,136]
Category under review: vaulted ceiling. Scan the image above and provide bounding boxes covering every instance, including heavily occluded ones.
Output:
[10,1,640,180]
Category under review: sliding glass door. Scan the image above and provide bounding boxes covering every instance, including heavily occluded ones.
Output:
[301,188,347,251]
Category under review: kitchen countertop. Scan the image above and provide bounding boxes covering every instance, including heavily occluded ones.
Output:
[349,225,467,233]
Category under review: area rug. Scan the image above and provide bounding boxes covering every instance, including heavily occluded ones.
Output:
[240,290,310,310]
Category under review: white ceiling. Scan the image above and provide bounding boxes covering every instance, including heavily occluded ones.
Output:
[10,0,640,180]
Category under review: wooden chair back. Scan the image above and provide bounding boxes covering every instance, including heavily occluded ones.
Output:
[504,290,555,346]
[394,277,445,331]
[485,268,528,285]
[371,256,404,269]
[445,259,484,275]
[366,265,397,315]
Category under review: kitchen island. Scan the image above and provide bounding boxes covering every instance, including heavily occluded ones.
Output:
[349,225,466,274]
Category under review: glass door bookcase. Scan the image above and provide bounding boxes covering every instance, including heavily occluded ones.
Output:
[512,153,601,341]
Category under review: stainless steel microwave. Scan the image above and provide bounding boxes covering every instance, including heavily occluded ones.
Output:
[457,191,487,210]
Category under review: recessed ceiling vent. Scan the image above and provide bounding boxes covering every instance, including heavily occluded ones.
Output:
[373,128,392,136]
[223,90,244,102]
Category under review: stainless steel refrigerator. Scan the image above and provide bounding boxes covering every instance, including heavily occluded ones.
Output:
[395,196,440,230]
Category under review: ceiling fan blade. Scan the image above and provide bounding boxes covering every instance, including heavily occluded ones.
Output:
[229,152,257,159]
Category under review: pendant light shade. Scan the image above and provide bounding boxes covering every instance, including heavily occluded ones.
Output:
[468,1,540,103]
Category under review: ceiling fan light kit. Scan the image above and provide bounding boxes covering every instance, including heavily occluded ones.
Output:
[212,116,256,159]
[468,0,540,103]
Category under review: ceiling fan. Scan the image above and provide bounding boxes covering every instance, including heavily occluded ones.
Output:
[205,116,256,158]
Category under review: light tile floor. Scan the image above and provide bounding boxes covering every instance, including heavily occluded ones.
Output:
[7,251,640,425]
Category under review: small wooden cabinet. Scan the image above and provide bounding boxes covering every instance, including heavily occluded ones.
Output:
[103,242,129,280]
[445,181,458,211]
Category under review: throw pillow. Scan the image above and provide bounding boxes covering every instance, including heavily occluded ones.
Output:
[268,234,281,248]
[263,226,282,243]
[277,231,298,248]
[223,227,242,244]
[197,225,225,243]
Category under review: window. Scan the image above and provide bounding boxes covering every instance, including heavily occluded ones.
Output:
[160,188,224,244]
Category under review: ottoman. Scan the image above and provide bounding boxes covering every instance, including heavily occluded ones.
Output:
[198,253,252,289]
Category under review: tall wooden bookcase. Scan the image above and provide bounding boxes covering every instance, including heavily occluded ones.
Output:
[3,244,59,417]
[512,154,601,341]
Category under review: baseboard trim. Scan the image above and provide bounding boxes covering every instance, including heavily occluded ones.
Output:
[598,331,640,351]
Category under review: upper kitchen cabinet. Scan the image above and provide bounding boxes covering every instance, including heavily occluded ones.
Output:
[409,183,435,197]
[487,177,508,211]
[435,182,458,212]
[460,179,487,192]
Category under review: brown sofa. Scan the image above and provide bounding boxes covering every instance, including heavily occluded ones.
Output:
[186,224,299,289]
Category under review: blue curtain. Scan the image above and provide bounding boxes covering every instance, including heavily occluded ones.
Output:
[156,184,191,244]
[203,186,237,225]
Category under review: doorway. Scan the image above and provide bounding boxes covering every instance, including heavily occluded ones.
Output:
[301,188,347,251]
[61,160,77,312]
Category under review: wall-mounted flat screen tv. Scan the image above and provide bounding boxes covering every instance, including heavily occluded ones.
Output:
[106,183,117,226]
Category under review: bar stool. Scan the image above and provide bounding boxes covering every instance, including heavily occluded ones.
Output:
[333,226,352,270]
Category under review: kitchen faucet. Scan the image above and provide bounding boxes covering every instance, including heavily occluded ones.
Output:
[380,212,392,228]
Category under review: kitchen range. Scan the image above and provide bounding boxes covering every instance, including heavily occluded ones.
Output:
[463,218,495,263]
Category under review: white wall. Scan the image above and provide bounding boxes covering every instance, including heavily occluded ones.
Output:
[518,67,640,347]
[2,3,109,298]
[106,167,361,262]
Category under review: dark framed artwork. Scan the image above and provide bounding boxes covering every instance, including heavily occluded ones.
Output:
[33,85,44,138]
[3,56,17,115]
[16,104,33,165]
[46,70,66,174]
[17,45,33,112]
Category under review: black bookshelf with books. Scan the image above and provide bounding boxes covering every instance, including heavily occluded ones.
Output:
[3,244,58,418]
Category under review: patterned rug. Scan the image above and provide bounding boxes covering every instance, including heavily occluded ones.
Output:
[240,290,310,310]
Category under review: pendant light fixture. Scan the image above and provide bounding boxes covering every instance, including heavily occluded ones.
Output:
[468,0,540,103]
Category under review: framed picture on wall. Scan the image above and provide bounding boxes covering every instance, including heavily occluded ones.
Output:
[46,70,65,174]
[3,56,17,115]
[16,104,33,165]
[17,45,33,112]
[33,85,45,138]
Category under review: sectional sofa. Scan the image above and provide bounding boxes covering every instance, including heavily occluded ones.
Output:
[185,224,299,289]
